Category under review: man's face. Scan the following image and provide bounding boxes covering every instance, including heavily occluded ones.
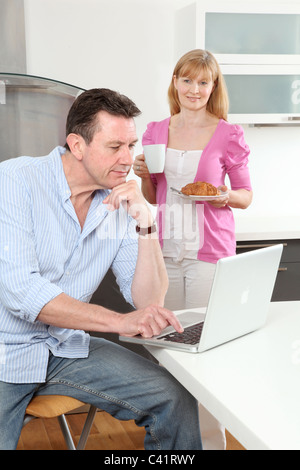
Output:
[80,111,138,189]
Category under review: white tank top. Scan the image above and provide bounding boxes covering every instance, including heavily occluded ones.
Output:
[162,148,203,262]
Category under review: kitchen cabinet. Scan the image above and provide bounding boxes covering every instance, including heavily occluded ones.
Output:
[177,1,300,65]
[205,10,300,65]
[236,239,300,301]
[221,65,300,124]
[175,1,300,124]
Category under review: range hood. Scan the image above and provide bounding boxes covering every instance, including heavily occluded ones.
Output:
[0,73,85,160]
[0,1,85,161]
[0,0,26,74]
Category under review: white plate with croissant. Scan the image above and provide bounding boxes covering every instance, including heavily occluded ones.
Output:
[171,182,228,202]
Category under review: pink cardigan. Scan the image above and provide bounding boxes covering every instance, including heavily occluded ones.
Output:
[142,118,252,263]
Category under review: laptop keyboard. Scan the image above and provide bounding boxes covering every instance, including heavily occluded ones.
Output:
[159,322,204,345]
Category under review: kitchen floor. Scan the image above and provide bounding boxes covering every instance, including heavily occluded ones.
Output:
[17,410,245,450]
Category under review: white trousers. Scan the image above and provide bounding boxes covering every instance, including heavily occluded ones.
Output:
[164,257,226,450]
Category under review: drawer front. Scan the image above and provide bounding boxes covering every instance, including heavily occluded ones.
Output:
[272,262,300,302]
[236,239,300,302]
[236,239,300,263]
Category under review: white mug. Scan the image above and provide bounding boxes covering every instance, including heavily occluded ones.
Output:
[143,144,166,173]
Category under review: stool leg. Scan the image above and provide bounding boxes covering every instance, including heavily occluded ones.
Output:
[58,414,76,450]
[76,406,98,450]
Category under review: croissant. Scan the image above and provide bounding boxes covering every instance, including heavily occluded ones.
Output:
[181,181,220,196]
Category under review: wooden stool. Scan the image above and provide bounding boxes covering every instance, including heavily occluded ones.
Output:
[23,395,97,450]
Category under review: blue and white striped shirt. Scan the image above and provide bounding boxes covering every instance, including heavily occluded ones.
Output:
[0,147,138,383]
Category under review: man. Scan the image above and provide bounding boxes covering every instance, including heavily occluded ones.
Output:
[0,88,202,450]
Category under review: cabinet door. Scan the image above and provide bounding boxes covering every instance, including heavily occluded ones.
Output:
[175,4,300,66]
[205,13,300,56]
[236,240,300,302]
[224,74,300,115]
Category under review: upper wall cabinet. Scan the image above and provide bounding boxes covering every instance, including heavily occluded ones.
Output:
[205,12,300,65]
[175,1,300,124]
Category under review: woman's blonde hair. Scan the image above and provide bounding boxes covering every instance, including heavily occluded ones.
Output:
[168,49,229,120]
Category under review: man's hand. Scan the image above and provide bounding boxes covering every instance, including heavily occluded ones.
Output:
[118,305,184,338]
[103,180,153,227]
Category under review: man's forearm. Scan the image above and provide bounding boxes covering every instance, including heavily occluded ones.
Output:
[37,292,121,333]
[37,287,182,339]
[102,180,168,309]
[131,234,169,309]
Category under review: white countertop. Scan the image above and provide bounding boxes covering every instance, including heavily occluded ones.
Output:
[235,215,300,241]
[147,302,300,450]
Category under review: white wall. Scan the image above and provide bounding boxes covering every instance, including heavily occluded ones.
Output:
[242,125,300,218]
[24,0,300,220]
[24,0,177,150]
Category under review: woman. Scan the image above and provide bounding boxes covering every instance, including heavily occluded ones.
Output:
[133,49,253,450]
[134,49,252,309]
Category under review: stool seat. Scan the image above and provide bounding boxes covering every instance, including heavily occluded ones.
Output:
[26,395,85,419]
[23,394,98,450]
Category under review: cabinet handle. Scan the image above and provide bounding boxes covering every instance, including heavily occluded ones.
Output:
[278,267,288,272]
[288,116,300,121]
[237,243,288,249]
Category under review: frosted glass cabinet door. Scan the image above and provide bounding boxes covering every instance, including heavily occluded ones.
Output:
[224,75,300,115]
[205,13,300,55]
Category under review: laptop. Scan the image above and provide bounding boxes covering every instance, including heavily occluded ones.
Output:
[120,244,283,353]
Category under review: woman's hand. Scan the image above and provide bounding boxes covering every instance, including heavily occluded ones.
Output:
[208,186,253,209]
[208,185,230,208]
[133,154,151,180]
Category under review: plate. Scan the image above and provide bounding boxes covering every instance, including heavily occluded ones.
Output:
[170,187,228,202]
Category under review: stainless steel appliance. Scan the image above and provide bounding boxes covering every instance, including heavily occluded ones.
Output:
[0,73,84,161]
[0,1,85,160]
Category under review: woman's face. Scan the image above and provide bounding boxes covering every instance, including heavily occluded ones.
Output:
[173,70,215,112]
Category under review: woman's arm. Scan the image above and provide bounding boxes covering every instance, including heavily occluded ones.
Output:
[133,153,157,204]
[209,185,253,209]
[228,188,253,209]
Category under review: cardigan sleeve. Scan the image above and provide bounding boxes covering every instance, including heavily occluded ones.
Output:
[225,125,252,191]
[142,118,170,146]
[142,121,156,146]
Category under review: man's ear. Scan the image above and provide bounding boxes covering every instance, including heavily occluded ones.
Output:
[66,133,85,161]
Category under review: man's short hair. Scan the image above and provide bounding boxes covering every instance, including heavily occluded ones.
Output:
[65,88,141,151]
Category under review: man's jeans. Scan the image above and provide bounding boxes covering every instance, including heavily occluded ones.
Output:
[0,337,202,450]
